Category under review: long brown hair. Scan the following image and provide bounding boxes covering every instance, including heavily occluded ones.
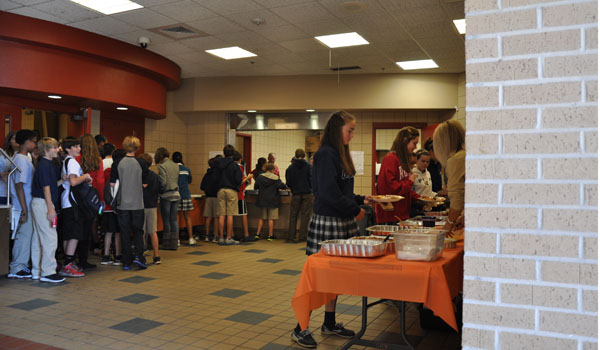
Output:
[319,110,356,176]
[80,134,101,173]
[390,126,419,173]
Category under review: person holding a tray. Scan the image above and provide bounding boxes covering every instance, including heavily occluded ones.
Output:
[375,126,421,223]
[291,110,369,348]
[433,120,465,234]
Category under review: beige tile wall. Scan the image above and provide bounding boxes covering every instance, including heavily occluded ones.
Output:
[464,0,598,349]
[243,130,311,188]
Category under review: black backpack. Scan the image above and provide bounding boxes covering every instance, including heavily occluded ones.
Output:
[64,158,101,221]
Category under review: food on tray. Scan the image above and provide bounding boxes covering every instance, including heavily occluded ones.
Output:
[366,225,400,236]
[444,238,457,249]
[319,239,386,258]
[370,195,404,203]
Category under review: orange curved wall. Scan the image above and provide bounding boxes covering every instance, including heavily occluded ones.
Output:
[0,11,180,120]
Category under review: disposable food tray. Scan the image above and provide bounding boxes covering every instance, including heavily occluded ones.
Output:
[393,229,446,262]
[319,239,387,258]
[352,236,395,254]
[365,225,400,236]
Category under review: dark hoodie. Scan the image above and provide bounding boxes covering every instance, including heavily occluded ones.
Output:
[214,156,242,192]
[255,172,287,208]
[285,158,312,195]
[200,167,219,197]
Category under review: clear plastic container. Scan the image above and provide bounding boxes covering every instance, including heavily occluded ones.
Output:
[392,230,445,261]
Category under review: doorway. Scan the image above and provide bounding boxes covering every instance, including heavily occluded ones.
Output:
[236,133,252,175]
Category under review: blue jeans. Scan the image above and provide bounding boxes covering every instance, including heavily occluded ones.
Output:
[160,199,178,234]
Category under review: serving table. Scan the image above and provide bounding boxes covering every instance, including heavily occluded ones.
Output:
[291,244,463,349]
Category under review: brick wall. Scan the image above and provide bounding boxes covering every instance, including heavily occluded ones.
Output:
[464,0,597,349]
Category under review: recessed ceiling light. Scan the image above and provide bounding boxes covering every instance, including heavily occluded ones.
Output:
[314,32,369,48]
[453,19,466,34]
[396,59,439,70]
[69,0,143,15]
[205,47,257,60]
[305,109,315,112]
[116,107,128,111]
[48,95,62,99]
[247,110,256,113]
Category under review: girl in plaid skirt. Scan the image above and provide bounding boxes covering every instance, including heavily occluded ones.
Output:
[292,111,371,348]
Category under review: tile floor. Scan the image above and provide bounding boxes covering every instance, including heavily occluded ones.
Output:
[0,239,461,350]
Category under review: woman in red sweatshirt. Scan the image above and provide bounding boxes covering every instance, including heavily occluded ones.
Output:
[375,127,420,223]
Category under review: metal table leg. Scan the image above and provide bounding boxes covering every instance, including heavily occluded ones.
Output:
[340,298,415,350]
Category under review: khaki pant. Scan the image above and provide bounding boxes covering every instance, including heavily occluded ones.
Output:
[217,189,238,216]
[31,198,58,278]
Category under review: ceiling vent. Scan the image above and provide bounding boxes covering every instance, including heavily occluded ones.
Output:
[329,66,361,72]
[150,24,209,40]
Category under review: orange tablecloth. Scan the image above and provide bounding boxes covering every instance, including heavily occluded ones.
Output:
[291,246,464,331]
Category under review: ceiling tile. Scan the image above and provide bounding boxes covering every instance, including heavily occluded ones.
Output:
[195,0,263,16]
[271,2,334,24]
[148,40,195,55]
[0,1,23,10]
[441,2,465,20]
[225,9,289,31]
[255,24,308,42]
[279,38,328,52]
[377,0,440,11]
[390,6,449,26]
[253,0,313,8]
[294,17,350,36]
[318,0,384,18]
[112,8,177,29]
[31,0,102,23]
[180,36,231,50]
[134,0,181,6]
[8,6,68,24]
[69,16,139,36]
[404,20,457,39]
[151,0,217,23]
[215,31,272,48]
[10,0,48,5]
[186,16,245,35]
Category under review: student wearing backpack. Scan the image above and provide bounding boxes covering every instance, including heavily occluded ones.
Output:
[58,136,92,278]
[110,136,149,270]
[100,145,123,265]
[8,130,37,279]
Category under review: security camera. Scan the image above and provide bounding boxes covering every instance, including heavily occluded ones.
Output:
[138,36,150,49]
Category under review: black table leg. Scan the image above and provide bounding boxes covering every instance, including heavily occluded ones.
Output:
[340,298,415,350]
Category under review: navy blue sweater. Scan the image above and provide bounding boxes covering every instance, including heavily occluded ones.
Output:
[214,156,242,192]
[285,158,312,195]
[200,167,219,197]
[312,145,364,218]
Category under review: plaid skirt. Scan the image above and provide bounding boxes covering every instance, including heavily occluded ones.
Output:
[178,198,194,211]
[306,214,360,256]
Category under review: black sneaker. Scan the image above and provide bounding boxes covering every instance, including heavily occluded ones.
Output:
[291,329,317,348]
[153,257,161,265]
[133,257,147,269]
[321,323,355,338]
[8,268,32,279]
[113,256,122,266]
[40,273,65,283]
[101,255,113,265]
[243,236,258,242]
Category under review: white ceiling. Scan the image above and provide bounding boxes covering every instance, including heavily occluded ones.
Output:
[2,0,465,78]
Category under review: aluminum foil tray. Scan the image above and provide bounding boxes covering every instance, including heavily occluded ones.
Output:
[365,225,400,236]
[319,239,386,258]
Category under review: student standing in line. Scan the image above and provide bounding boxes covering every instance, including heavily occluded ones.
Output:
[0,131,17,205]
[267,152,279,176]
[58,136,91,278]
[250,157,267,182]
[375,127,420,223]
[110,136,149,270]
[139,153,161,264]
[233,151,255,242]
[173,151,196,245]
[30,137,64,283]
[292,111,370,348]
[155,147,180,249]
[214,144,242,245]
[200,156,221,242]
[285,148,313,243]
[8,130,37,279]
[100,145,123,265]
[255,163,287,241]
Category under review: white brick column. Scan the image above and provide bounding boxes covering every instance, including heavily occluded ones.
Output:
[463,0,598,349]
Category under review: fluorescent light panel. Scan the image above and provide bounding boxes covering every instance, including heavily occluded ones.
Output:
[396,59,439,70]
[116,107,128,110]
[453,19,466,34]
[314,32,369,48]
[69,0,143,15]
[48,95,62,99]
[305,109,315,112]
[205,47,256,60]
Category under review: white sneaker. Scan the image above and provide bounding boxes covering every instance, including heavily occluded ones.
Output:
[212,237,219,243]
[225,238,239,245]
[204,236,210,242]
[32,275,40,280]
[177,240,180,247]
[189,238,197,245]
